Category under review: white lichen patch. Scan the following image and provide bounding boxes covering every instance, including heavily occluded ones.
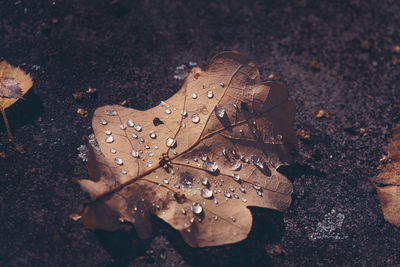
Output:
[310,209,348,240]
[173,61,197,80]
[77,134,102,162]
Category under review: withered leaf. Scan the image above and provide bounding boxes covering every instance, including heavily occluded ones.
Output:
[0,61,33,109]
[78,51,297,247]
[370,125,400,227]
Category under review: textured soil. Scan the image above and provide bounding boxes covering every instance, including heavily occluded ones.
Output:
[1,0,400,266]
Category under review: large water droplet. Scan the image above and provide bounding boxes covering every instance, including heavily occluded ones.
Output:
[104,110,117,116]
[105,135,114,143]
[149,132,157,139]
[135,125,142,132]
[214,104,226,118]
[192,93,198,99]
[202,161,218,172]
[127,120,134,127]
[166,137,176,148]
[207,90,214,98]
[114,157,123,165]
[131,150,139,158]
[180,173,193,188]
[230,161,242,171]
[201,188,213,199]
[191,202,203,214]
[191,114,200,124]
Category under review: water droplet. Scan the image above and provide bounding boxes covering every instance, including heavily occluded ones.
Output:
[147,161,152,168]
[220,82,225,88]
[149,132,157,139]
[181,208,186,215]
[257,190,263,196]
[99,119,107,125]
[214,215,218,220]
[201,177,208,186]
[149,152,154,157]
[110,148,117,154]
[191,203,203,214]
[239,185,246,193]
[163,179,169,184]
[166,137,176,148]
[242,198,247,203]
[131,150,139,158]
[181,110,187,118]
[214,104,226,118]
[224,191,231,198]
[202,161,218,172]
[121,169,127,175]
[105,130,112,135]
[201,188,213,199]
[132,133,138,139]
[229,186,234,192]
[114,158,123,165]
[127,120,134,127]
[214,199,219,205]
[120,124,127,130]
[190,217,195,223]
[233,193,239,199]
[207,90,214,98]
[230,161,242,171]
[173,151,177,155]
[231,217,236,222]
[251,155,265,169]
[165,109,171,114]
[174,183,180,189]
[253,182,261,190]
[145,145,150,149]
[232,174,240,181]
[104,110,117,116]
[160,101,167,107]
[154,145,158,149]
[180,173,193,187]
[135,125,142,132]
[192,93,198,99]
[193,157,198,162]
[105,135,114,143]
[191,114,200,124]
[140,138,144,143]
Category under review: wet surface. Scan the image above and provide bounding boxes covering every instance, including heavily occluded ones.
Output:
[1,0,400,266]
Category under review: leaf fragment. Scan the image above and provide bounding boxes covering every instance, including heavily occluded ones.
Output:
[78,51,297,247]
[370,125,400,226]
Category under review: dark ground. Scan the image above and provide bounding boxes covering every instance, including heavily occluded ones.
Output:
[1,0,400,266]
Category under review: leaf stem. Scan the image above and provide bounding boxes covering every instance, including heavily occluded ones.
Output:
[1,107,24,153]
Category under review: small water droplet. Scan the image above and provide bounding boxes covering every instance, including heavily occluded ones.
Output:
[104,110,117,116]
[166,137,176,148]
[135,125,142,132]
[207,90,214,98]
[110,148,117,154]
[165,109,172,114]
[127,120,134,127]
[229,186,234,192]
[257,190,263,196]
[192,93,198,99]
[214,104,226,118]
[231,217,236,222]
[121,169,127,175]
[214,215,218,220]
[213,199,218,205]
[201,188,213,199]
[149,152,154,157]
[105,130,112,135]
[251,155,265,169]
[147,161,152,168]
[239,185,246,192]
[190,217,195,223]
[120,124,126,130]
[232,174,240,181]
[145,145,150,149]
[253,182,261,190]
[140,138,144,143]
[201,177,208,185]
[181,208,186,215]
[242,198,247,203]
[220,82,225,88]
[131,150,139,158]
[132,133,138,139]
[154,145,158,149]
[114,158,123,165]
[173,151,177,155]
[149,132,157,139]
[99,119,107,125]
[181,110,188,118]
[193,157,198,162]
[233,193,239,199]
[191,114,200,124]
[174,183,180,189]
[230,161,242,171]
[191,203,203,214]
[105,135,114,143]
[162,179,169,184]
[224,191,231,198]
[202,161,218,172]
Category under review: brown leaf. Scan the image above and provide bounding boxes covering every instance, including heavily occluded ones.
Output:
[370,125,400,226]
[0,61,33,109]
[77,108,88,117]
[78,51,297,247]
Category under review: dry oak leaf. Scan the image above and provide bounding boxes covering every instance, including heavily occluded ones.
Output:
[370,125,400,227]
[0,61,33,109]
[78,51,297,247]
